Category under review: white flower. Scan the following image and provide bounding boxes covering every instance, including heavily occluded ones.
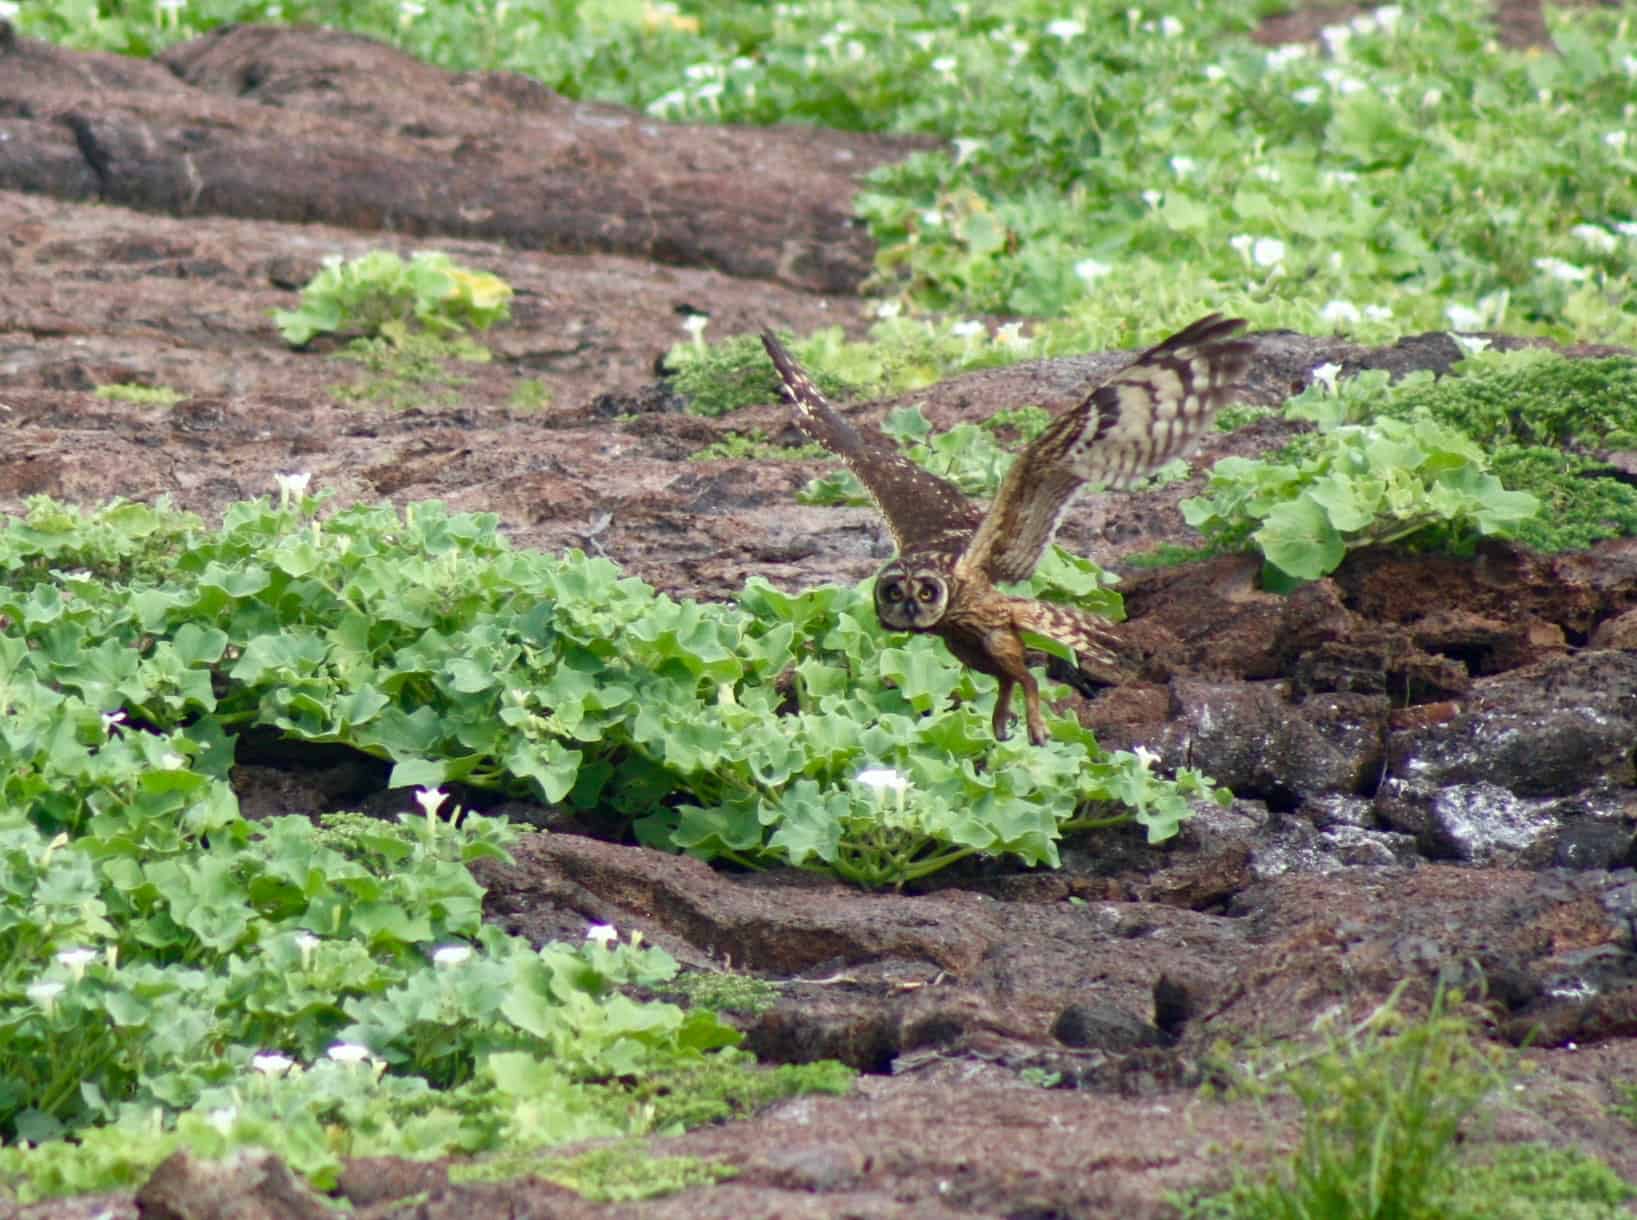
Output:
[1252,164,1282,182]
[327,1042,373,1064]
[1335,76,1365,95]
[1169,155,1197,178]
[1374,6,1403,31]
[1349,13,1377,35]
[274,471,311,506]
[1141,189,1162,207]
[1074,258,1112,283]
[952,138,984,165]
[1624,56,1637,78]
[397,0,424,19]
[1204,64,1226,82]
[646,89,686,118]
[1320,24,1351,55]
[1132,744,1161,767]
[684,62,719,81]
[1319,301,1360,326]
[1364,305,1393,322]
[874,300,903,320]
[252,1052,296,1076]
[415,787,449,818]
[586,923,618,947]
[1444,303,1485,331]
[1252,237,1286,268]
[932,56,957,76]
[159,752,186,770]
[1159,15,1182,38]
[1571,224,1618,253]
[1617,221,1637,238]
[681,313,708,345]
[1605,131,1628,150]
[1452,334,1491,357]
[910,32,935,51]
[433,944,473,967]
[101,710,127,735]
[951,320,985,339]
[28,981,65,1013]
[0,1,19,17]
[1045,19,1084,40]
[208,1107,237,1134]
[1265,44,1307,70]
[1292,86,1322,106]
[1229,233,1254,257]
[995,322,1027,347]
[1534,257,1589,283]
[1310,362,1343,394]
[56,947,98,980]
[855,766,910,796]
[920,209,944,227]
[1421,88,1442,107]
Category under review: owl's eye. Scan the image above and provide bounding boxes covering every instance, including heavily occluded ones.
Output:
[918,584,940,603]
[881,582,905,602]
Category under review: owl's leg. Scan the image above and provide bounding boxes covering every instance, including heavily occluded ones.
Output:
[968,626,1047,746]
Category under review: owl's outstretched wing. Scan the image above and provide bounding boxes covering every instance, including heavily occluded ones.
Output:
[960,314,1251,584]
[761,330,982,553]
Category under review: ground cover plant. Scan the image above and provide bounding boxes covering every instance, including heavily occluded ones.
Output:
[1182,986,1636,1220]
[20,1,1637,345]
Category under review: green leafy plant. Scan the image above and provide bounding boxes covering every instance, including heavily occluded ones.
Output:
[0,492,1221,908]
[274,250,512,347]
[1181,411,1540,584]
[330,329,483,409]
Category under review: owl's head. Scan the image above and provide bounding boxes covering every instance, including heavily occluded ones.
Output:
[873,558,951,631]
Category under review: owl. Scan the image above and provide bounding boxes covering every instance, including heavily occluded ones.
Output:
[761,315,1252,746]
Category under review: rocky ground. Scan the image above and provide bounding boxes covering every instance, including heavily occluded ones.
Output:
[4,7,1637,1218]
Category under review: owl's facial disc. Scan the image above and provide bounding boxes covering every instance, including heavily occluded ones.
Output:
[874,561,949,631]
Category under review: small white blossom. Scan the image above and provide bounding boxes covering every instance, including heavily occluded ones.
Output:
[920,209,944,227]
[855,766,910,796]
[1132,745,1161,767]
[1364,305,1393,322]
[1159,16,1182,38]
[1253,164,1282,183]
[56,947,98,981]
[1319,301,1360,326]
[952,138,984,165]
[951,320,985,339]
[1617,221,1637,238]
[684,62,719,81]
[28,981,65,1013]
[1265,44,1307,70]
[1074,258,1112,283]
[1319,24,1350,56]
[1605,131,1628,150]
[1421,88,1442,108]
[1571,224,1618,253]
[1310,362,1343,394]
[1374,6,1403,31]
[1534,257,1589,283]
[1452,334,1492,357]
[274,471,311,507]
[101,710,127,735]
[874,299,903,320]
[910,32,935,51]
[327,1042,373,1064]
[1141,189,1162,207]
[158,752,186,771]
[995,322,1027,347]
[1349,13,1377,36]
[681,313,708,346]
[1252,237,1286,268]
[1169,155,1197,178]
[1335,76,1366,96]
[1045,19,1084,40]
[0,1,19,17]
[931,55,957,76]
[1624,56,1637,78]
[208,1107,238,1134]
[252,1052,296,1076]
[646,89,686,118]
[1204,64,1226,82]
[1292,86,1322,106]
[586,923,618,947]
[415,787,449,818]
[1444,303,1485,331]
[433,944,473,967]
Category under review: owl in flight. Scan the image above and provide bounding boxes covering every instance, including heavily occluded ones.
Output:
[761,315,1252,746]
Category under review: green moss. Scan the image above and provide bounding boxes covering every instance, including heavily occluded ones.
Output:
[1389,351,1637,449]
[453,1144,736,1201]
[93,383,185,406]
[689,430,828,462]
[660,970,783,1015]
[1490,448,1637,552]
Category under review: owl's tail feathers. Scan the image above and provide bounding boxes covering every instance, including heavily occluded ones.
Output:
[1014,600,1141,694]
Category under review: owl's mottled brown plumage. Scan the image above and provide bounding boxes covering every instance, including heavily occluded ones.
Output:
[762,315,1252,745]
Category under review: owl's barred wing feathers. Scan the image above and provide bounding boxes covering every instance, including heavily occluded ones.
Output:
[761,330,982,553]
[962,314,1251,584]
